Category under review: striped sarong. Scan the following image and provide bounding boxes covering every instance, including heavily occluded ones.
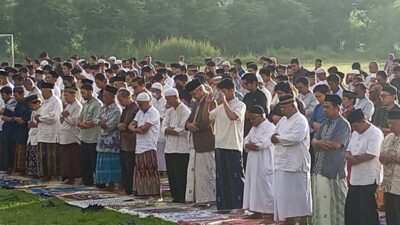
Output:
[14,144,27,173]
[133,150,160,196]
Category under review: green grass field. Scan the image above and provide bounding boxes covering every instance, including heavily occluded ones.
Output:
[0,189,177,225]
[303,61,382,74]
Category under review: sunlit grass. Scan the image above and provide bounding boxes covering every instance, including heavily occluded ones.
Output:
[0,189,177,225]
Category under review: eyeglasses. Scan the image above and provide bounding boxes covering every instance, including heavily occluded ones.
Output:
[380,94,393,98]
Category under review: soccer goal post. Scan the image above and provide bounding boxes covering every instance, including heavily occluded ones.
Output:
[0,34,15,67]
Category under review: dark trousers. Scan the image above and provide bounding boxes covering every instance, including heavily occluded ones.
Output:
[80,142,97,185]
[120,151,135,195]
[37,142,58,178]
[309,132,315,169]
[215,148,244,210]
[385,192,400,225]
[0,138,15,172]
[165,153,189,203]
[242,150,248,172]
[345,183,379,225]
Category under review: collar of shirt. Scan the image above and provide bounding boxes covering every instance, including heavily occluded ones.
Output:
[326,115,341,124]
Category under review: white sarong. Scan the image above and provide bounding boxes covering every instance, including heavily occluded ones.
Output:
[312,173,347,225]
[274,170,312,222]
[185,147,216,203]
[243,149,274,213]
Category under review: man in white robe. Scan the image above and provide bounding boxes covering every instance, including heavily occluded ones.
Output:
[271,94,312,225]
[243,105,275,223]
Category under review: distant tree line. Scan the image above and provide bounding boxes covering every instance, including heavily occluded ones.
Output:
[0,0,399,59]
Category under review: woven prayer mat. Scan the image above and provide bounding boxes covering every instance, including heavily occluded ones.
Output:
[66,196,145,208]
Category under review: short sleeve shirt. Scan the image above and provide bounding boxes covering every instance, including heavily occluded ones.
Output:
[134,106,160,154]
[209,98,246,151]
[347,125,384,185]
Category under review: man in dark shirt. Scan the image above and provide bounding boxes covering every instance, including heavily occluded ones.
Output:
[269,81,306,124]
[241,73,268,170]
[174,75,191,106]
[12,87,31,173]
[372,84,400,136]
[291,58,308,82]
[0,86,17,173]
[117,88,138,195]
[94,73,108,103]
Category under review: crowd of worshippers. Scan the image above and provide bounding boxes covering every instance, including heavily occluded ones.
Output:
[0,52,400,225]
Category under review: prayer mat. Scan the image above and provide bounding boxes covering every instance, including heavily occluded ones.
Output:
[0,176,41,188]
[161,211,227,223]
[112,201,171,211]
[66,196,143,208]
[207,218,264,225]
[59,191,119,201]
[128,206,192,214]
[29,185,95,197]
[121,207,227,223]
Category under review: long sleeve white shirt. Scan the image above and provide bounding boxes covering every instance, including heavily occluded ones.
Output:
[161,103,191,154]
[60,100,82,145]
[37,95,63,143]
[274,112,311,172]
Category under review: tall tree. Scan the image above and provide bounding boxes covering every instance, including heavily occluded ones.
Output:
[12,0,72,58]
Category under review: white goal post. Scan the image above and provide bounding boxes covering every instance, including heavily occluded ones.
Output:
[0,34,15,67]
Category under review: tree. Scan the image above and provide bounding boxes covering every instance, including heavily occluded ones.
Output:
[71,0,143,57]
[12,0,72,58]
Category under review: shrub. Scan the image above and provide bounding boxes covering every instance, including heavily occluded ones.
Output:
[142,37,220,64]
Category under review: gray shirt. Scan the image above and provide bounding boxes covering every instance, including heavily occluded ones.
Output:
[313,115,351,179]
[299,91,318,123]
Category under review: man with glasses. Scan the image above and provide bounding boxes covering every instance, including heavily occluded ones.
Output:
[372,84,400,136]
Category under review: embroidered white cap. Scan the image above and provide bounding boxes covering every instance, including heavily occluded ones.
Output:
[151,82,163,90]
[164,88,179,97]
[136,92,151,102]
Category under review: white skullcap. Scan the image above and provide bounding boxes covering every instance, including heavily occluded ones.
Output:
[98,59,106,64]
[164,88,179,97]
[136,92,151,102]
[315,67,326,74]
[109,56,116,61]
[221,60,231,67]
[214,76,223,83]
[40,60,49,67]
[351,69,360,75]
[151,82,163,90]
[114,59,122,65]
[256,74,263,83]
